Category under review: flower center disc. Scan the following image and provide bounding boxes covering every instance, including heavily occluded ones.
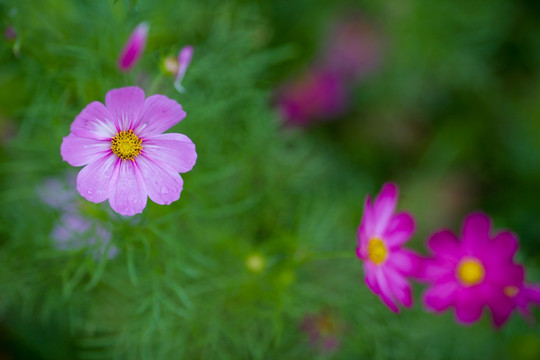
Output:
[368,238,387,265]
[457,258,484,286]
[111,130,143,160]
[504,286,519,297]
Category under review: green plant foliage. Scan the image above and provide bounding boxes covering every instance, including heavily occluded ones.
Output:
[0,0,539,359]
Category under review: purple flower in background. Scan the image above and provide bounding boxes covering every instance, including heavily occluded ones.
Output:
[274,68,348,127]
[38,175,118,259]
[356,183,422,312]
[301,312,342,353]
[52,213,118,259]
[117,22,149,72]
[319,14,384,82]
[37,175,78,211]
[174,45,193,93]
[60,86,197,216]
[4,26,17,41]
[421,213,524,327]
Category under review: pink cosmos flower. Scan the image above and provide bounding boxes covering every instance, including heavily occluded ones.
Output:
[356,183,422,312]
[319,14,384,82]
[422,213,525,327]
[174,45,193,93]
[60,86,197,216]
[300,312,342,354]
[274,68,348,127]
[117,22,149,72]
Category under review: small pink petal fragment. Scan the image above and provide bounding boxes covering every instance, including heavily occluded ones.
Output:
[174,45,193,93]
[117,22,149,72]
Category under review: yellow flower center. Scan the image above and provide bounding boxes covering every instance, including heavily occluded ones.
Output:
[457,258,484,286]
[504,286,519,297]
[111,130,143,160]
[368,238,387,265]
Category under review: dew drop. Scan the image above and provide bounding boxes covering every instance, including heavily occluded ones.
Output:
[161,186,169,195]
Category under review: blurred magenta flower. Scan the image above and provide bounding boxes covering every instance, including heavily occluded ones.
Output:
[274,68,348,127]
[421,213,524,327]
[60,86,197,216]
[117,22,149,72]
[301,312,342,353]
[319,14,384,82]
[3,25,17,41]
[356,183,422,312]
[505,283,540,322]
[174,45,193,93]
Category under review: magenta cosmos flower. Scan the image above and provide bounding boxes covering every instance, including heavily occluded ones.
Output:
[117,22,149,72]
[356,183,422,312]
[274,68,348,127]
[509,283,540,321]
[422,213,524,327]
[60,86,197,216]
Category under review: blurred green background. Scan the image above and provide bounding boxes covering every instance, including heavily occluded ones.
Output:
[1,0,539,359]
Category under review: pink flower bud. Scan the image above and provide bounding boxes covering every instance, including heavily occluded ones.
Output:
[117,22,149,72]
[174,45,193,93]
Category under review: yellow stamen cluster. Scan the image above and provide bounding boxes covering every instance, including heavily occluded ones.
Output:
[368,238,387,265]
[111,130,143,160]
[504,286,519,297]
[457,258,484,286]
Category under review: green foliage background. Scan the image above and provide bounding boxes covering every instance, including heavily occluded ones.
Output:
[0,0,539,359]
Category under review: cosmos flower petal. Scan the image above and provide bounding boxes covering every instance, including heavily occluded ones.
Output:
[385,212,415,248]
[358,195,375,239]
[105,86,146,130]
[455,289,484,324]
[77,154,118,204]
[421,258,456,283]
[522,284,540,305]
[108,160,147,216]
[134,94,186,138]
[373,183,397,236]
[137,155,183,205]
[387,249,424,278]
[60,134,111,166]
[375,270,400,312]
[70,101,117,140]
[489,231,519,262]
[484,286,515,327]
[423,280,459,312]
[487,263,524,287]
[385,267,413,307]
[364,262,381,295]
[117,22,149,72]
[428,230,461,260]
[174,45,193,93]
[142,133,197,173]
[462,212,491,253]
[516,284,540,319]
